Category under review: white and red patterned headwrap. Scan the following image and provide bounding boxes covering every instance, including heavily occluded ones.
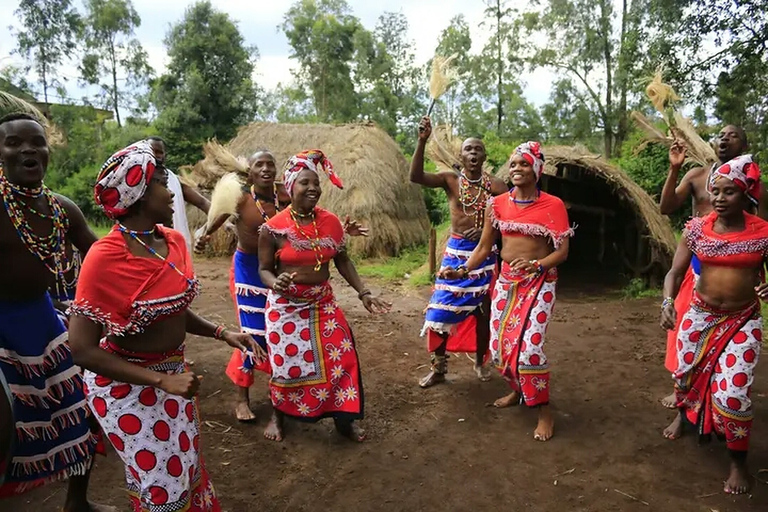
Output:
[513,141,545,181]
[710,154,761,206]
[94,141,157,219]
[282,149,343,197]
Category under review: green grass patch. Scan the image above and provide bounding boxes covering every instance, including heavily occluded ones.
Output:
[356,222,451,286]
[357,244,429,282]
[621,278,662,299]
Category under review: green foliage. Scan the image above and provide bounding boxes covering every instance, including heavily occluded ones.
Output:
[151,1,260,167]
[13,0,82,104]
[621,278,661,299]
[80,0,153,126]
[357,244,428,281]
[616,127,691,228]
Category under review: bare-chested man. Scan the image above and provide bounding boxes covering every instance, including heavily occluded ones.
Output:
[0,113,113,510]
[659,124,767,408]
[196,150,366,441]
[410,116,508,388]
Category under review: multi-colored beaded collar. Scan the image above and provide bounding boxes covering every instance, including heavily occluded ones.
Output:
[251,183,281,221]
[117,224,195,284]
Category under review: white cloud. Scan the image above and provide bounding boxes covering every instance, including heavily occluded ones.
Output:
[0,0,555,110]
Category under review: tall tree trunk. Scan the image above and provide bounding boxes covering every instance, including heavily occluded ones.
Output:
[599,0,613,158]
[495,0,503,134]
[110,42,122,127]
[615,0,631,157]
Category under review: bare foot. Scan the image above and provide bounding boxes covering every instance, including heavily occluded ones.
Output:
[534,405,555,441]
[663,412,683,440]
[335,419,366,442]
[474,364,491,382]
[234,401,256,423]
[724,461,752,495]
[263,411,283,442]
[493,391,519,408]
[660,391,677,409]
[419,370,446,388]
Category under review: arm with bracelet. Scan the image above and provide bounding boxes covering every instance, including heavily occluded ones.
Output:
[660,236,694,330]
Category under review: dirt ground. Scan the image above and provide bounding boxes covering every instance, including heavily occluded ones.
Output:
[6,257,768,512]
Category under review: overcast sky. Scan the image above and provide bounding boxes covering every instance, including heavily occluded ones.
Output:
[0,0,554,108]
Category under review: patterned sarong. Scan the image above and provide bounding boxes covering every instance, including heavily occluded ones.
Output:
[83,341,220,512]
[225,250,271,388]
[665,255,700,372]
[265,282,363,421]
[0,294,97,497]
[422,235,496,353]
[674,292,761,451]
[490,262,557,407]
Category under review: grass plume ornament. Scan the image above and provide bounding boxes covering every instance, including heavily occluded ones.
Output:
[421,53,459,130]
[203,140,250,230]
[631,68,717,167]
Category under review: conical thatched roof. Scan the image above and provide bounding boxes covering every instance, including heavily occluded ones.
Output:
[496,145,677,269]
[187,122,431,258]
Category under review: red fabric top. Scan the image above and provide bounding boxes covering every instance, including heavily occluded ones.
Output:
[685,212,768,268]
[263,207,345,267]
[69,225,199,336]
[490,190,574,249]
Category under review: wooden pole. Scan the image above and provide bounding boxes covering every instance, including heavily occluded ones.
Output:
[428,228,437,278]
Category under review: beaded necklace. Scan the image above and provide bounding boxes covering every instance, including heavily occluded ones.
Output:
[288,207,324,271]
[459,171,491,229]
[510,189,540,208]
[118,224,195,284]
[251,183,280,221]
[0,173,69,278]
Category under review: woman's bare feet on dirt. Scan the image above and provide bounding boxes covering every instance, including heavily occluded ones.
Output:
[660,391,677,409]
[263,411,283,442]
[533,405,554,441]
[335,419,366,442]
[235,401,256,422]
[663,412,683,440]
[419,370,445,388]
[724,461,752,495]
[474,364,491,382]
[493,391,519,408]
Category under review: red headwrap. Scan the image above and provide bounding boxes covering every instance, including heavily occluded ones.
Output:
[94,141,156,219]
[282,149,343,197]
[513,141,545,180]
[710,154,761,206]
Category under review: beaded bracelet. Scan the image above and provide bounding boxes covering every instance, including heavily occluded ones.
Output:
[213,325,227,340]
[456,265,469,276]
[358,289,372,300]
[661,297,674,310]
[529,259,544,275]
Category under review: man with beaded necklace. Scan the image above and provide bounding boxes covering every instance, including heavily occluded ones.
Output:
[410,116,508,388]
[0,113,112,510]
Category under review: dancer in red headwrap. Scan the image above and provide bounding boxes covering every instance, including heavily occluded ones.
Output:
[661,153,767,495]
[441,142,573,442]
[259,150,390,442]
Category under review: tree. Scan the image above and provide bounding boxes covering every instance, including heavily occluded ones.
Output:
[281,0,362,122]
[12,0,81,105]
[151,1,259,167]
[522,0,652,157]
[80,0,153,127]
[540,79,595,144]
[433,15,473,131]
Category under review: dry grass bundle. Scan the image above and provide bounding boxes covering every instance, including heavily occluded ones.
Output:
[186,205,234,256]
[426,54,459,116]
[0,91,64,146]
[187,140,248,189]
[426,124,494,174]
[208,172,243,224]
[632,68,717,168]
[187,122,430,258]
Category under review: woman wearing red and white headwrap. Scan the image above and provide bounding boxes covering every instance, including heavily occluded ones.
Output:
[69,141,264,511]
[258,150,391,443]
[660,153,767,495]
[441,142,574,442]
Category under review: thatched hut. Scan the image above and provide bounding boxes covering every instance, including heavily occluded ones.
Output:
[186,122,431,258]
[496,146,677,285]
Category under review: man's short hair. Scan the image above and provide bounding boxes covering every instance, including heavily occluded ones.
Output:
[0,112,44,129]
